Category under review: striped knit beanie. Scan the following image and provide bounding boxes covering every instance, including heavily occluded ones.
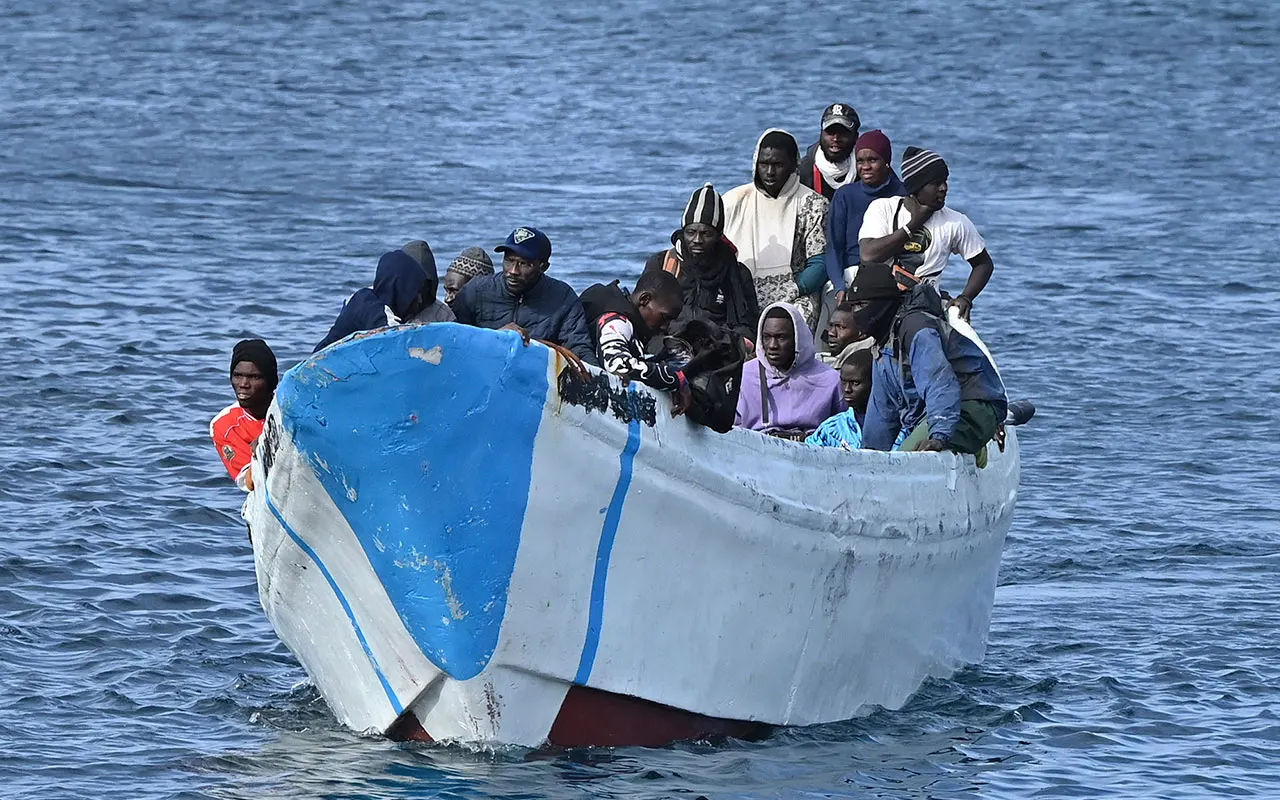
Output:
[447,246,494,279]
[901,146,949,195]
[682,183,724,231]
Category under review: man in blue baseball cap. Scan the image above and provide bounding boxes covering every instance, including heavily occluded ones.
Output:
[453,226,599,365]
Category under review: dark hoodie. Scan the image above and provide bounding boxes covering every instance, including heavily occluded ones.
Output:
[314,250,428,352]
[402,240,455,324]
[643,231,760,346]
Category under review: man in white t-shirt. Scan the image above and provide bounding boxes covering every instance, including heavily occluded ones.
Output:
[858,147,993,320]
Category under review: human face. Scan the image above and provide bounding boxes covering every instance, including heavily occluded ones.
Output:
[855,148,890,187]
[915,180,948,210]
[443,270,469,306]
[637,292,683,334]
[681,222,719,258]
[231,361,271,410]
[502,253,547,296]
[825,310,861,354]
[821,124,857,162]
[840,362,871,411]
[755,147,795,197]
[761,315,796,372]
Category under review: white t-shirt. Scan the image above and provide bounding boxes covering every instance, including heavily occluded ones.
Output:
[858,196,986,282]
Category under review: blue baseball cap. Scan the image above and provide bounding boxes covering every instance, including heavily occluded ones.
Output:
[495,226,552,262]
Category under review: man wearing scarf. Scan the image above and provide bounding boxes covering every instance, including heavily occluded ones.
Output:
[210,339,277,491]
[858,146,993,321]
[643,183,760,347]
[798,103,861,200]
[847,263,1006,460]
[723,130,829,331]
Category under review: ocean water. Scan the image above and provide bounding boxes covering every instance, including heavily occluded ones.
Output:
[3,0,1278,797]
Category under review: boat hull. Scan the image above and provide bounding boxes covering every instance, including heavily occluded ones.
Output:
[245,322,1019,747]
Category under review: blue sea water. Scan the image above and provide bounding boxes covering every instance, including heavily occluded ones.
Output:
[2,0,1279,797]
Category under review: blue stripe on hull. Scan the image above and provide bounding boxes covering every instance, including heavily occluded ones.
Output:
[574,413,643,685]
[264,488,404,715]
[276,324,548,681]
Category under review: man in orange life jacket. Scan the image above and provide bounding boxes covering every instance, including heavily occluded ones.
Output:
[797,103,861,201]
[210,339,277,491]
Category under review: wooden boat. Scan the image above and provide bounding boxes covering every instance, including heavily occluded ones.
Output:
[243,319,1020,747]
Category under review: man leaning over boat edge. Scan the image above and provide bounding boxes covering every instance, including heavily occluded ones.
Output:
[848,263,1006,461]
[452,226,599,366]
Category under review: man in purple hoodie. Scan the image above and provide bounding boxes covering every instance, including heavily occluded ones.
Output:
[735,302,846,438]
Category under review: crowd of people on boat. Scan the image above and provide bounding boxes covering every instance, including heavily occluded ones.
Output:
[211,103,1009,489]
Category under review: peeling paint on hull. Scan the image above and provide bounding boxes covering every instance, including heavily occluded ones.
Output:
[246,322,1020,748]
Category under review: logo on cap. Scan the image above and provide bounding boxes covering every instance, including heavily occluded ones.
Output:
[831,104,845,116]
[513,228,535,243]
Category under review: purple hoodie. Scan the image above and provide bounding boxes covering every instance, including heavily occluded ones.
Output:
[735,302,846,433]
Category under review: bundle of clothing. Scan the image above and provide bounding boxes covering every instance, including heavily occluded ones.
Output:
[648,309,749,434]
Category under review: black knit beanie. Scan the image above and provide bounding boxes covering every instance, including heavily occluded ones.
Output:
[901,146,949,195]
[231,339,279,389]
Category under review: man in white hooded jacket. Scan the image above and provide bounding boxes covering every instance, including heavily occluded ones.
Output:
[722,129,829,333]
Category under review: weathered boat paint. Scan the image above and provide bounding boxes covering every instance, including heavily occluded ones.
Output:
[245,321,1020,747]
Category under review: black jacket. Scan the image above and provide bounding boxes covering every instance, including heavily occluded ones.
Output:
[642,232,760,346]
[453,273,599,365]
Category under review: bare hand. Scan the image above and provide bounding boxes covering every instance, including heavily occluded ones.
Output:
[908,203,936,230]
[918,438,949,452]
[672,385,692,418]
[500,322,531,345]
[835,290,846,305]
[950,295,973,321]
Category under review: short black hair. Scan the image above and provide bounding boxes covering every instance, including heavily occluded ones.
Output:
[634,269,683,303]
[841,348,873,374]
[759,131,799,163]
[764,306,792,321]
[833,302,855,315]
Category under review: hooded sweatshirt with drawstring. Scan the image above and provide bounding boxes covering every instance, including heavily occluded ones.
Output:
[314,250,429,352]
[734,301,846,434]
[722,129,830,331]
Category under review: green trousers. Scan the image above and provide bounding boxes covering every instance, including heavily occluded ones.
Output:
[899,400,1002,466]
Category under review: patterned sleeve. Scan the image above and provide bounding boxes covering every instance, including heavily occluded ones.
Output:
[597,314,684,393]
[801,193,829,262]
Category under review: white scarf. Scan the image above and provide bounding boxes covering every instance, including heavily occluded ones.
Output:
[814,147,856,190]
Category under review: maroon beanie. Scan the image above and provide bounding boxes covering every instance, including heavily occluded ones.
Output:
[854,129,892,162]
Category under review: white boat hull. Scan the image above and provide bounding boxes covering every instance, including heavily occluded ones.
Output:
[245,322,1019,747]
